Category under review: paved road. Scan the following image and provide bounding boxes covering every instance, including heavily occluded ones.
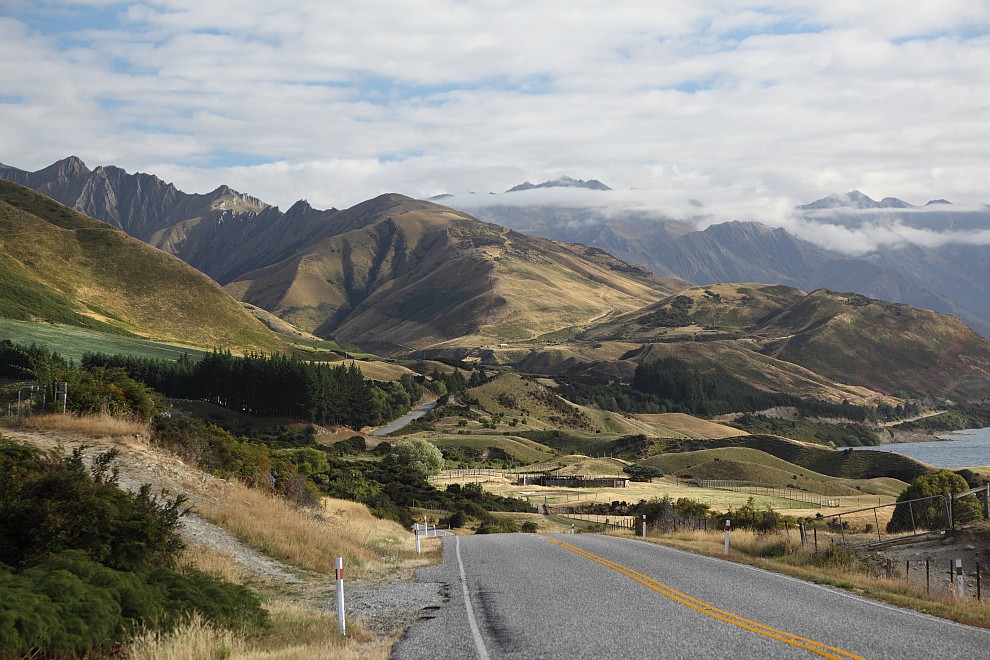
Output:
[392,533,990,659]
[371,399,438,436]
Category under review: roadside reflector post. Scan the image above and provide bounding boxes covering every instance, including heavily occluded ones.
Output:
[642,514,647,538]
[424,515,428,537]
[723,519,731,557]
[415,527,421,554]
[571,523,575,535]
[335,558,346,636]
[955,559,964,597]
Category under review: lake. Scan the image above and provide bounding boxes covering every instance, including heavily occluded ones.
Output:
[854,427,990,469]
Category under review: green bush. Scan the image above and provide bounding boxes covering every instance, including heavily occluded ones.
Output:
[0,556,267,657]
[887,469,980,533]
[0,441,185,572]
[0,440,267,656]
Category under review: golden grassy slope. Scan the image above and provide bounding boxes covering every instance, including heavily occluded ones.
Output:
[0,181,283,353]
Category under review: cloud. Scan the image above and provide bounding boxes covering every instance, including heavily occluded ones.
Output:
[0,1,988,216]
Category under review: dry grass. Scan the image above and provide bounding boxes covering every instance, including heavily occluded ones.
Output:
[3,412,148,438]
[632,413,746,439]
[126,603,391,660]
[629,528,990,628]
[178,544,245,584]
[193,480,430,579]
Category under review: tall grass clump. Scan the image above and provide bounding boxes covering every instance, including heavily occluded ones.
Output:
[9,412,148,438]
[195,480,430,579]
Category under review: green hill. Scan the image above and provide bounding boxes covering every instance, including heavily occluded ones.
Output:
[0,181,283,354]
[638,446,904,496]
[700,435,930,483]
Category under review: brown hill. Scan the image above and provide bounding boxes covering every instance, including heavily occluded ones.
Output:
[224,195,686,353]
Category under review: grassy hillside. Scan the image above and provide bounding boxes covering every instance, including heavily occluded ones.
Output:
[573,283,990,404]
[702,434,930,483]
[430,435,555,466]
[0,318,211,363]
[0,181,284,354]
[581,283,806,342]
[757,289,990,400]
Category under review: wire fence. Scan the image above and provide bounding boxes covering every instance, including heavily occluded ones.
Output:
[696,479,842,508]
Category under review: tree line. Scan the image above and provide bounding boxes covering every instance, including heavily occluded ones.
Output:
[0,340,423,430]
[82,350,422,429]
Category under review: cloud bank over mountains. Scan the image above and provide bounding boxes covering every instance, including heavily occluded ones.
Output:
[1,1,989,217]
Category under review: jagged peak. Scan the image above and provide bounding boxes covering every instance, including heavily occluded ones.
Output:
[506,176,612,193]
[797,190,916,211]
[38,155,91,178]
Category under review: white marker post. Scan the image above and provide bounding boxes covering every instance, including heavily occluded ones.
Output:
[415,527,421,554]
[642,514,647,538]
[571,523,575,535]
[335,557,346,636]
[723,519,731,557]
[955,559,964,597]
[424,515,429,537]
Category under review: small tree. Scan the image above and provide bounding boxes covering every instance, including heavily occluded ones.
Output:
[886,469,980,533]
[385,439,444,478]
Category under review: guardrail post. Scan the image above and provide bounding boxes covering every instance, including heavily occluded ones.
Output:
[335,558,346,636]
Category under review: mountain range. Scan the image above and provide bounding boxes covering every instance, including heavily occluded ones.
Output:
[3,157,990,402]
[450,185,990,338]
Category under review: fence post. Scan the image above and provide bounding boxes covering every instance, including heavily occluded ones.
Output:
[335,558,346,636]
[926,557,930,595]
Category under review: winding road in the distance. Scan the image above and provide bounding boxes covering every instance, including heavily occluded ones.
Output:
[392,533,989,659]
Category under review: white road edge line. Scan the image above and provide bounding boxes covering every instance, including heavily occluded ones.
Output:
[455,535,490,659]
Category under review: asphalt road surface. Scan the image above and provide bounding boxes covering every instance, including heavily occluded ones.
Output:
[392,533,990,659]
[371,399,438,436]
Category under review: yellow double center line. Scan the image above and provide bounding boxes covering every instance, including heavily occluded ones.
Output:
[544,537,865,660]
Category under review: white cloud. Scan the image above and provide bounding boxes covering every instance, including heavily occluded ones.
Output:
[0,0,988,218]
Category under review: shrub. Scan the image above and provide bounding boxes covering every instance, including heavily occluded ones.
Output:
[0,441,186,572]
[0,440,267,656]
[887,469,979,533]
[384,439,444,478]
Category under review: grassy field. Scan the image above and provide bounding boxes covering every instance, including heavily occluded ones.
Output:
[0,318,211,362]
[435,472,895,515]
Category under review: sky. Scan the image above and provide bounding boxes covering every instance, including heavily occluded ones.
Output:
[2,0,989,230]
